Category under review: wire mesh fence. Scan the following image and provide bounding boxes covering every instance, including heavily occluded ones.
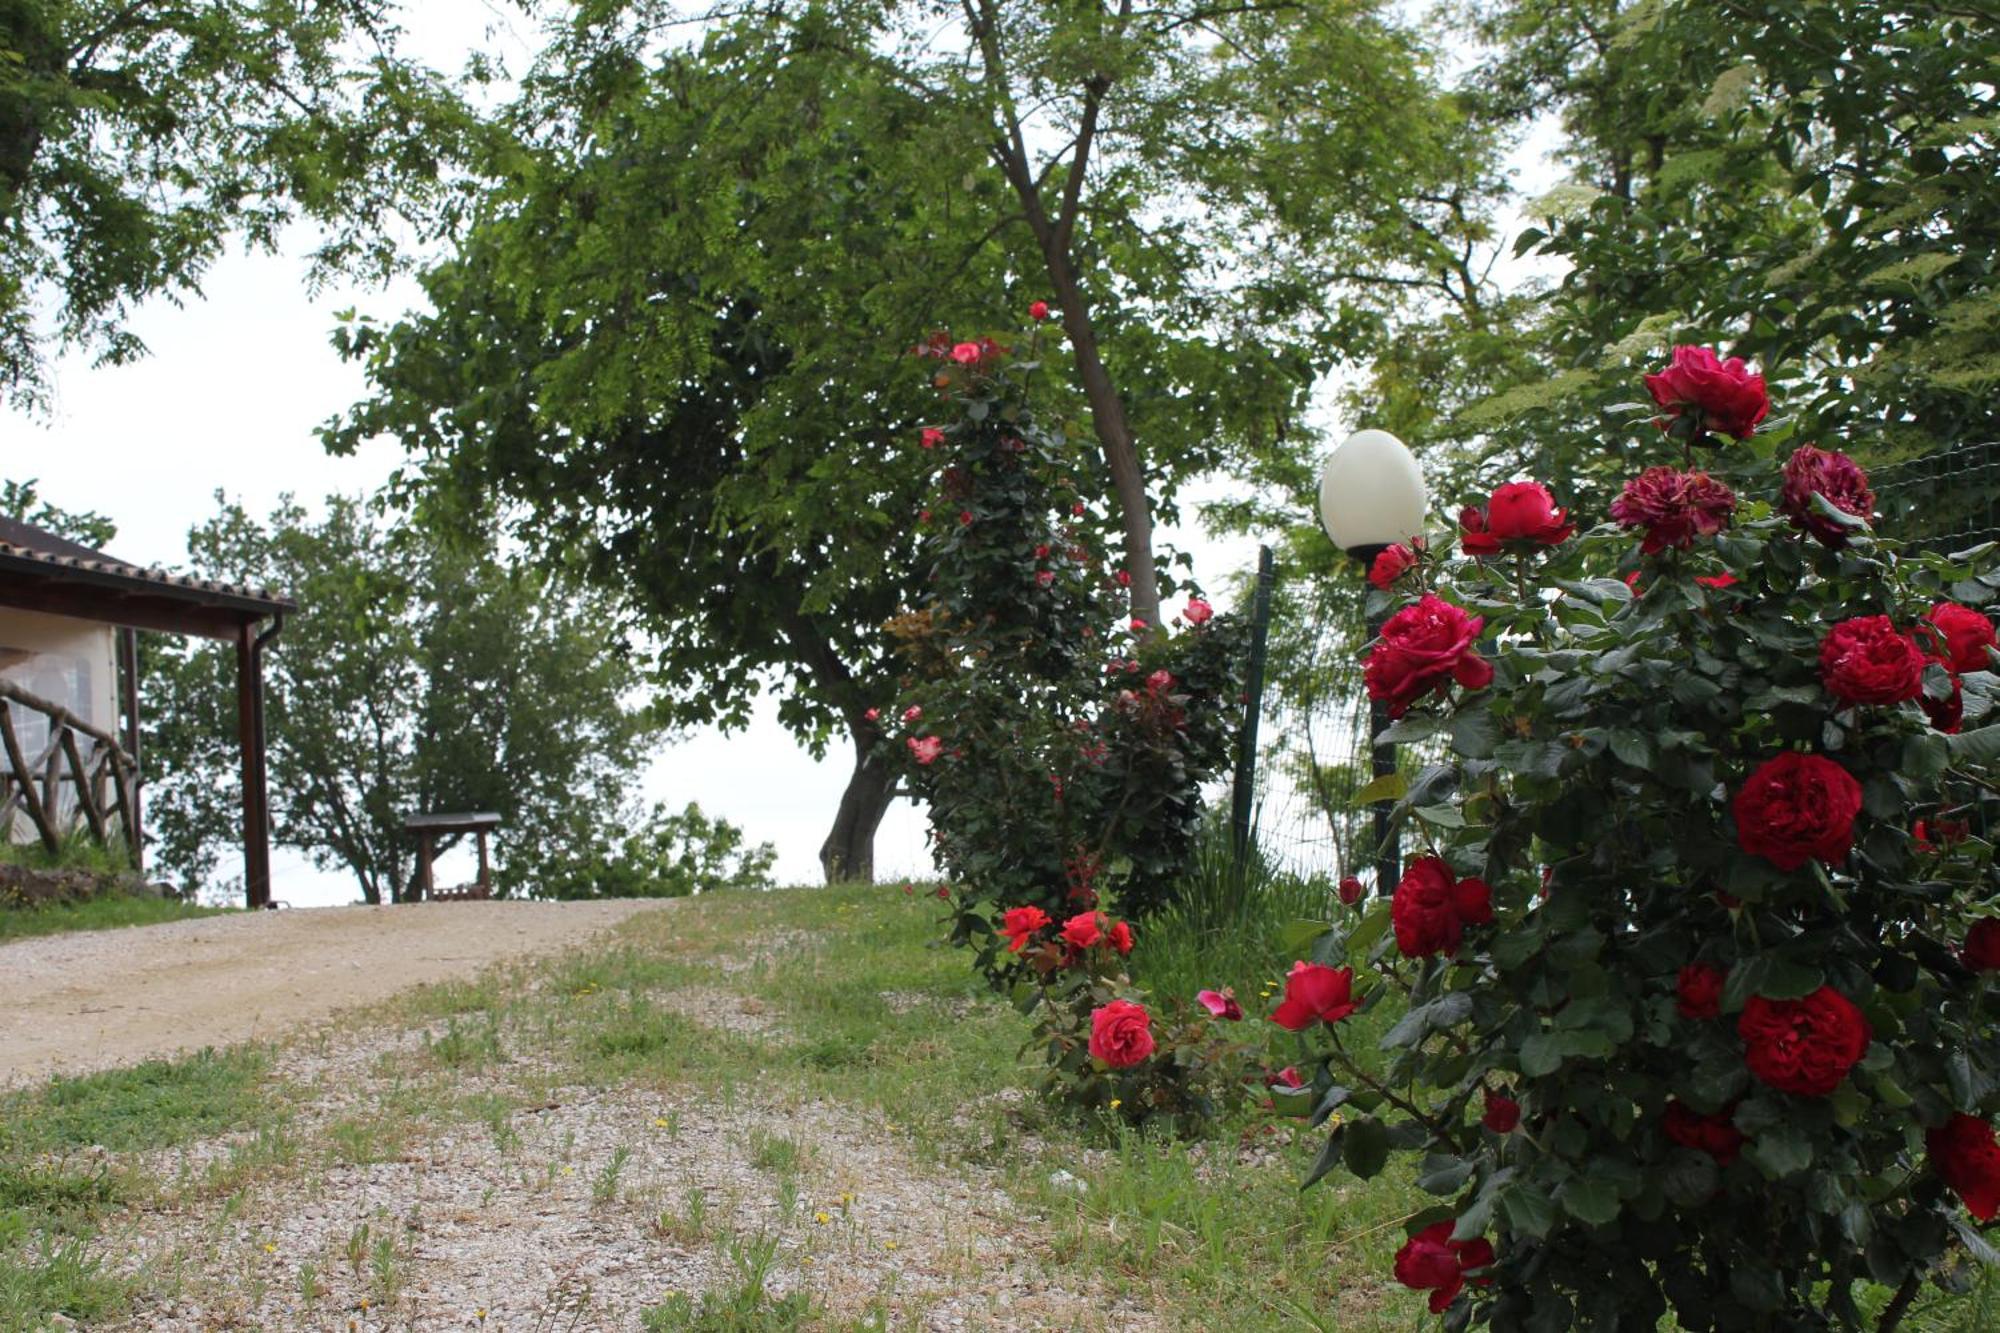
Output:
[1872,441,2000,554]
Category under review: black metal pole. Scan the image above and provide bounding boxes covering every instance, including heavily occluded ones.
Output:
[1231,546,1276,865]
[1365,606,1399,894]
[1348,545,1400,895]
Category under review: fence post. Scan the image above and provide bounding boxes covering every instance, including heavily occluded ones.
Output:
[1231,545,1276,865]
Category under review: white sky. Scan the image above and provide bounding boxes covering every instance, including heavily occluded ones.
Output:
[0,2,1557,906]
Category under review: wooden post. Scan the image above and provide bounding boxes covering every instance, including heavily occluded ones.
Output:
[476,828,491,897]
[118,628,142,871]
[417,831,434,901]
[236,622,271,909]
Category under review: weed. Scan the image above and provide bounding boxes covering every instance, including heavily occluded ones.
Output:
[5,1047,267,1154]
[591,1146,632,1206]
[298,1259,322,1308]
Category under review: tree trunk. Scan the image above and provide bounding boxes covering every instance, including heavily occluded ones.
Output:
[819,741,897,884]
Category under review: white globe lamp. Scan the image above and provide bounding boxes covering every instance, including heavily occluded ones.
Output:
[1317,428,1429,563]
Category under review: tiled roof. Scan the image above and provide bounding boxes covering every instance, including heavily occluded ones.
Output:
[0,515,293,614]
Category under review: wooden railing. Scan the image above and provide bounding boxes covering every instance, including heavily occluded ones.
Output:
[0,677,139,864]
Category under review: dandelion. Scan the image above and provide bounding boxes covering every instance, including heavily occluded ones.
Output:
[814,1211,831,1225]
[1109,1099,1122,1110]
[885,1240,900,1251]
[653,1117,670,1128]
[262,1242,276,1253]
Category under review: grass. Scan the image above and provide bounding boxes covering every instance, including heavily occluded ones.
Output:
[1,872,1994,1329]
[0,893,225,942]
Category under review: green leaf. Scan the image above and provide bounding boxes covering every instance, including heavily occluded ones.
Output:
[1557,1175,1621,1226]
[1948,724,2000,767]
[1350,772,1407,806]
[1302,1125,1345,1191]
[1379,714,1445,745]
[1341,1115,1391,1180]
[1722,955,1825,1010]
[1276,918,1333,957]
[1346,904,1391,959]
[1417,1153,1476,1195]
[1450,707,1502,760]
[1412,802,1468,829]
[1499,1182,1559,1239]
[1745,1123,1813,1178]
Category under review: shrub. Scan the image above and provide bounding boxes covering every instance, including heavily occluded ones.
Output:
[885,316,1250,1124]
[1285,352,2000,1329]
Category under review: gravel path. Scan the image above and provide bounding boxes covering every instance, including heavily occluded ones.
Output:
[0,899,665,1084]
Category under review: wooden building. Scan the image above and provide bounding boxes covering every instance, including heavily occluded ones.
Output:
[0,516,293,907]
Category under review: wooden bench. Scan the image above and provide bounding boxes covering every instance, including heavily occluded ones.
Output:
[402,811,503,901]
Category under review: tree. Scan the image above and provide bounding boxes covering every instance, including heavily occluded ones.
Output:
[0,476,115,546]
[327,0,1500,880]
[0,0,478,408]
[143,493,673,903]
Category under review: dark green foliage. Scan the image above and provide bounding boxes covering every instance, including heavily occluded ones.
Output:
[1291,398,2000,1327]
[141,493,674,903]
[538,802,776,901]
[0,0,478,408]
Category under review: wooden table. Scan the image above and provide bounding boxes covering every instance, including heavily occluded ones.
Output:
[401,811,503,901]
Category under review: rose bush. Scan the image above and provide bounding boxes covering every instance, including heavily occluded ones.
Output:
[1281,348,2000,1329]
[886,309,1251,1126]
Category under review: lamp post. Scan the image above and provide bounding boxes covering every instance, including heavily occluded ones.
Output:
[1318,428,1429,895]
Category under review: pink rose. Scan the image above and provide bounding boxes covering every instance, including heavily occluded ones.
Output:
[1184,598,1213,625]
[1196,989,1244,1021]
[1036,570,1055,588]
[920,427,945,449]
[1644,345,1770,440]
[863,707,880,722]
[1146,669,1174,693]
[906,735,943,766]
[950,342,982,365]
[902,705,922,723]
[1129,617,1148,633]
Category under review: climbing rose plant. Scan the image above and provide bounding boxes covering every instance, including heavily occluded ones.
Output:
[886,311,1250,1126]
[1286,350,2000,1329]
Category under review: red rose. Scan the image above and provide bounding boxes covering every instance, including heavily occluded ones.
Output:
[1818,615,1926,706]
[1393,1221,1495,1314]
[999,905,1050,953]
[1459,481,1573,556]
[1338,875,1365,906]
[920,427,945,449]
[1676,962,1727,1020]
[1060,911,1104,950]
[1930,1114,2000,1220]
[1922,665,1965,734]
[1391,856,1490,957]
[1364,594,1493,719]
[1609,467,1738,553]
[1196,989,1244,1021]
[1088,999,1154,1068]
[1644,345,1770,440]
[1697,572,1738,590]
[1732,751,1863,871]
[1964,920,2000,971]
[1108,920,1133,955]
[1928,602,1997,674]
[1270,1066,1304,1090]
[1663,1100,1746,1166]
[1779,445,1874,547]
[1738,987,1870,1097]
[1028,299,1050,321]
[1369,542,1417,590]
[1270,960,1359,1030]
[1482,1090,1521,1134]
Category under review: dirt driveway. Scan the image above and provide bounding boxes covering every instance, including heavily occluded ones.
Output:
[0,899,666,1084]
